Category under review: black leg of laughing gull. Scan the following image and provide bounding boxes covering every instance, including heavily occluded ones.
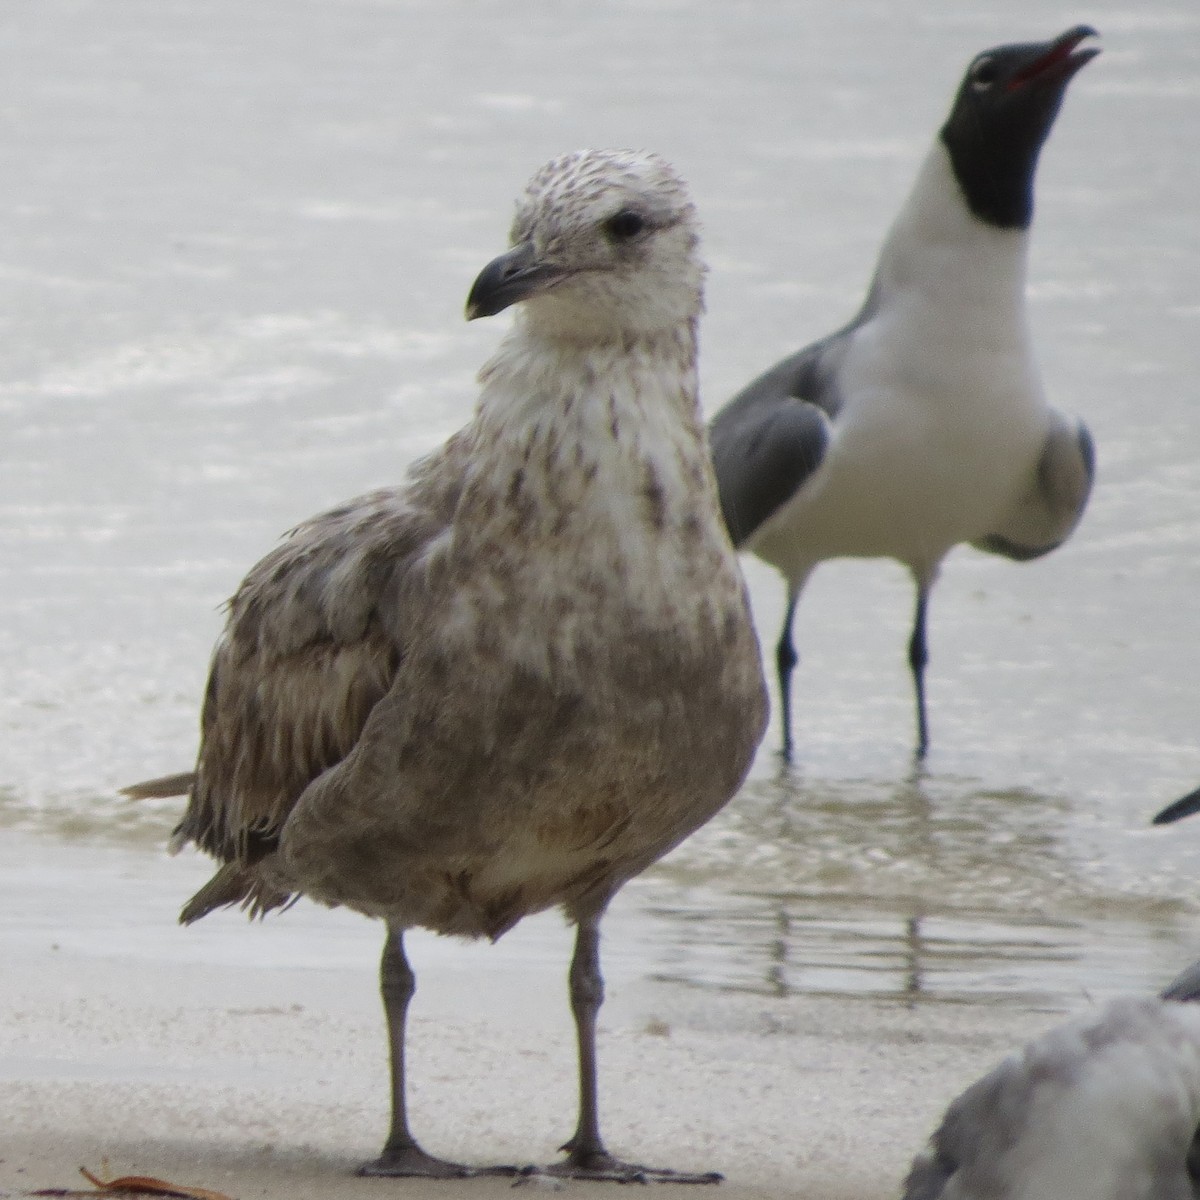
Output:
[360,928,515,1178]
[775,592,800,762]
[541,914,721,1184]
[908,583,931,760]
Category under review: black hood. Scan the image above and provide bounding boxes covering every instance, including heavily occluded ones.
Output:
[940,25,1100,229]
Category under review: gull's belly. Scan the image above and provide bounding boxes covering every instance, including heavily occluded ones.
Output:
[753,386,1046,576]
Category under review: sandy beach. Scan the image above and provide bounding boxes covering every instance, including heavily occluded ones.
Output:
[0,831,1076,1200]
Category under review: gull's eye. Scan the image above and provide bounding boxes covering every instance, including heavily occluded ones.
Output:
[971,56,997,92]
[604,209,646,240]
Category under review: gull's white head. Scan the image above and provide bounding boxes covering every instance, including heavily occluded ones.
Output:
[466,149,704,342]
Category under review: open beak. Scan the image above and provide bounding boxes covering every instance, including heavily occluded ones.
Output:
[1007,25,1100,92]
[465,242,569,320]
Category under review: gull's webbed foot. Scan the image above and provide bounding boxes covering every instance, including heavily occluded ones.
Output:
[521,1143,722,1185]
[358,1141,519,1179]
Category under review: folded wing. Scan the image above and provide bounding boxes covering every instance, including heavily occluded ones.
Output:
[709,330,852,546]
[973,411,1095,561]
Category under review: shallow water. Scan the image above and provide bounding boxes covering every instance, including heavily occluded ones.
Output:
[1,0,1199,1012]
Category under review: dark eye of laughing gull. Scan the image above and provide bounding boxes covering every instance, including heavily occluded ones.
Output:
[125,148,766,1182]
[709,27,1098,761]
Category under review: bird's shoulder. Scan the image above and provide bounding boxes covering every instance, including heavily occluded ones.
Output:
[226,433,470,659]
[713,320,855,430]
[708,325,858,546]
[182,438,468,863]
[228,492,423,659]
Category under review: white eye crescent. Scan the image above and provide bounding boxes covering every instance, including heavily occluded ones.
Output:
[971,55,997,92]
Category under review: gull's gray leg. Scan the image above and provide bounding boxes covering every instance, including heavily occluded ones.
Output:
[359,927,515,1178]
[559,917,605,1168]
[776,590,800,761]
[541,914,721,1184]
[908,581,932,760]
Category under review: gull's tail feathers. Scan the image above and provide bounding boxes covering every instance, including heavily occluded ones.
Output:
[121,771,195,800]
[179,860,296,925]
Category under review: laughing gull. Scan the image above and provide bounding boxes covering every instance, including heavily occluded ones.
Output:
[124,149,767,1181]
[710,27,1098,759]
[903,963,1200,1200]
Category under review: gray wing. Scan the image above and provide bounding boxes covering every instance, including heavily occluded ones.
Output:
[973,411,1095,561]
[1161,958,1200,1003]
[708,327,854,547]
[901,1063,1011,1200]
[901,1139,958,1200]
[903,997,1200,1200]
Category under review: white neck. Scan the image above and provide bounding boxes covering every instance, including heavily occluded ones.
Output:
[870,141,1030,328]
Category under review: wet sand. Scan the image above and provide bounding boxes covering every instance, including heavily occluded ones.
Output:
[0,831,1069,1200]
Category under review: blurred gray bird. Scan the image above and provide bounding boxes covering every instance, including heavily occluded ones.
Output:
[710,27,1098,760]
[126,148,766,1182]
[903,961,1200,1200]
[1153,786,1200,827]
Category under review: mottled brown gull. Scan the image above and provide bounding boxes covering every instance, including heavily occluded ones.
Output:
[903,964,1200,1200]
[125,148,767,1182]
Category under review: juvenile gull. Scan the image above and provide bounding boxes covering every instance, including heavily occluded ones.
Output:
[903,963,1200,1200]
[710,27,1098,760]
[125,149,767,1181]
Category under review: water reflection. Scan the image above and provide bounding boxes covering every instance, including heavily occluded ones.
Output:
[660,770,1077,911]
[7,764,1196,1008]
[637,769,1194,1008]
[641,892,1155,1009]
[0,782,178,846]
